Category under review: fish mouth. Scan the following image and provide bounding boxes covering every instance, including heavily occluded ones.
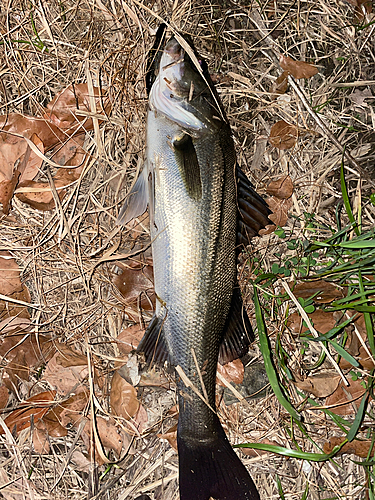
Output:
[163,37,184,66]
[149,36,206,132]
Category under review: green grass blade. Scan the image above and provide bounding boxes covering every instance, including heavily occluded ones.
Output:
[301,483,309,500]
[329,340,360,367]
[340,162,359,236]
[339,240,375,249]
[234,441,347,461]
[276,476,286,500]
[253,286,301,421]
[347,390,369,441]
[359,271,375,354]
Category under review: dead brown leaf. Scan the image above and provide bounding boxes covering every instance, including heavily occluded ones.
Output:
[116,324,145,355]
[33,426,50,455]
[95,416,125,456]
[279,55,318,79]
[44,84,111,131]
[132,404,149,434]
[0,132,43,183]
[0,316,31,334]
[323,436,375,457]
[16,178,67,211]
[259,196,293,234]
[42,348,89,396]
[0,390,56,434]
[287,310,337,335]
[0,256,31,320]
[0,114,66,152]
[292,280,343,303]
[71,450,92,472]
[0,252,23,296]
[217,359,244,386]
[0,385,9,410]
[55,343,88,367]
[347,0,373,21]
[357,347,375,370]
[269,120,298,150]
[53,134,87,183]
[139,369,169,389]
[110,371,139,419]
[42,391,89,437]
[266,175,294,199]
[325,379,368,415]
[271,71,289,95]
[114,260,155,311]
[0,135,45,214]
[293,373,341,398]
[0,331,53,390]
[158,423,178,451]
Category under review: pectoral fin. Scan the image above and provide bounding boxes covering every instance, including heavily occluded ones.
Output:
[173,133,202,201]
[117,167,148,226]
[219,286,254,364]
[236,165,272,246]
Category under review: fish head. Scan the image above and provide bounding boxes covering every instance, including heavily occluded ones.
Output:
[149,31,226,134]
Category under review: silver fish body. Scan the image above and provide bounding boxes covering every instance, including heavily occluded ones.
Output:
[118,27,271,500]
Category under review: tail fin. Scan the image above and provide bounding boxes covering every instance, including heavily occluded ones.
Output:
[178,417,260,500]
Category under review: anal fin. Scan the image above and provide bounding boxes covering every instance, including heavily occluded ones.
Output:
[219,286,254,365]
[137,314,171,366]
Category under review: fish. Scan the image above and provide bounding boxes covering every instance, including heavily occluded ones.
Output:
[118,25,272,500]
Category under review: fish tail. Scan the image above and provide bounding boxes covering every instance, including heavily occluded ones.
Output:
[178,416,260,500]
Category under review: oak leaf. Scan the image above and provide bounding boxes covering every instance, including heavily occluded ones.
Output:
[269,120,298,150]
[280,55,318,79]
[325,379,369,415]
[217,359,244,386]
[0,390,56,435]
[266,175,294,199]
[110,371,139,420]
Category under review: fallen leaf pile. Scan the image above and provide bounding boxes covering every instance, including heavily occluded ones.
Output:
[0,252,148,464]
[0,83,110,214]
[0,252,53,398]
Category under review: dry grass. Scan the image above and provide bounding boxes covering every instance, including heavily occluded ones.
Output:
[1,0,374,499]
